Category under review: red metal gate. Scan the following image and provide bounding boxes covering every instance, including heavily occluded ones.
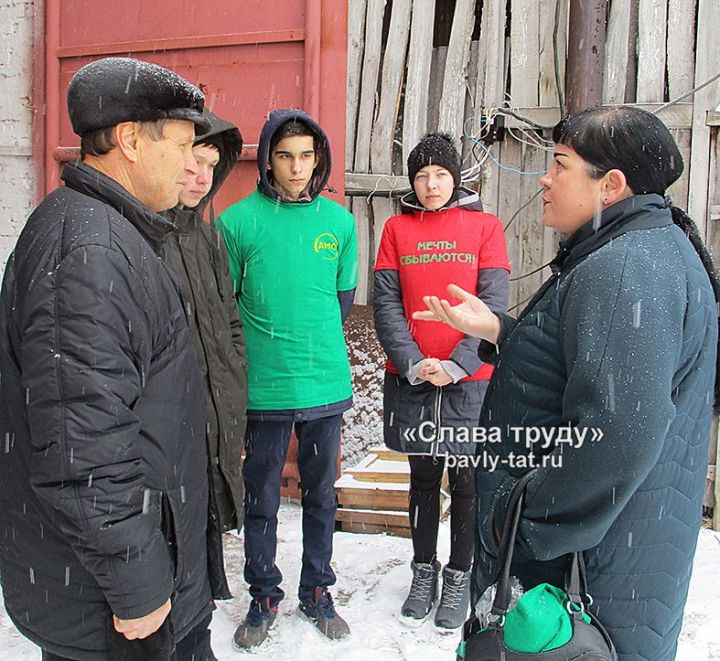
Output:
[33,0,348,211]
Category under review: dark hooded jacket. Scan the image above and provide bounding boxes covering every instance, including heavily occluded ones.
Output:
[473,195,717,661]
[374,188,510,455]
[220,108,354,421]
[0,161,213,659]
[256,108,332,205]
[161,111,247,598]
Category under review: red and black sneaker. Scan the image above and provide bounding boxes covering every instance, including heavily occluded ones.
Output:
[233,597,278,650]
[298,587,350,640]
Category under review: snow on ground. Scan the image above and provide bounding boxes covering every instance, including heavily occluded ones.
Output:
[2,504,720,660]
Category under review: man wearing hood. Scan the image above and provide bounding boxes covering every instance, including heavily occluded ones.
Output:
[217,109,357,648]
[161,109,248,649]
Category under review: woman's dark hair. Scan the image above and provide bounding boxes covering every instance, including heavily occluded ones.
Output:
[554,105,720,410]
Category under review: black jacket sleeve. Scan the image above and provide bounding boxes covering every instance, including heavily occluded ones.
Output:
[212,224,248,371]
[21,245,174,619]
[373,269,424,377]
[478,313,517,365]
[337,287,356,325]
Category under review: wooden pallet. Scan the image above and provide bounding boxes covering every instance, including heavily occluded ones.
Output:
[335,506,411,537]
[335,447,448,537]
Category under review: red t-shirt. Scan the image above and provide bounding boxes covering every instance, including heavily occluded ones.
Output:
[374,206,510,381]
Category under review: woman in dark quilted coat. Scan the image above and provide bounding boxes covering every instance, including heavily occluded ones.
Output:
[415,106,719,661]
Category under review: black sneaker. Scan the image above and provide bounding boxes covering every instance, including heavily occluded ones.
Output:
[401,560,440,619]
[298,587,351,640]
[233,597,278,650]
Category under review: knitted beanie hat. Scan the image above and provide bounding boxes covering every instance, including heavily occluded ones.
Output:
[407,132,462,187]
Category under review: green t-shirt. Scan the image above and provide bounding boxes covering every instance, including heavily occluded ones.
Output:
[217,189,358,410]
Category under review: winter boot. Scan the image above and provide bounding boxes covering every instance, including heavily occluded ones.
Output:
[298,587,351,640]
[401,560,441,619]
[434,565,472,629]
[233,597,278,650]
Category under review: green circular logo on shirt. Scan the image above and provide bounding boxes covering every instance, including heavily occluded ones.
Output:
[313,233,339,260]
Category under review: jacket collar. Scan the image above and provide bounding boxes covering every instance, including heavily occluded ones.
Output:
[551,193,673,275]
[61,161,174,253]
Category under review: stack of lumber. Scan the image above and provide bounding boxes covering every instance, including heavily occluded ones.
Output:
[335,447,448,537]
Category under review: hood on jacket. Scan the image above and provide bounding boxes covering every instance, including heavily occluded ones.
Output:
[256,108,332,203]
[399,185,484,214]
[191,109,243,216]
[166,109,242,231]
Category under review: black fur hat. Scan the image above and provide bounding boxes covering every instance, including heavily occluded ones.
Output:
[407,132,462,187]
[67,57,211,136]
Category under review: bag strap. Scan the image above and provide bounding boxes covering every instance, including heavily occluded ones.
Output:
[488,471,535,619]
[565,549,592,609]
[489,470,593,619]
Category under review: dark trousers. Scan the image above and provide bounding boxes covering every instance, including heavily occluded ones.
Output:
[41,614,215,661]
[408,454,476,572]
[243,415,342,605]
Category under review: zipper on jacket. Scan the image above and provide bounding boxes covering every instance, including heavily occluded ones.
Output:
[432,386,443,458]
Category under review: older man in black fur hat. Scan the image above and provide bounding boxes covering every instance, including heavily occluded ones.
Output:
[0,57,221,661]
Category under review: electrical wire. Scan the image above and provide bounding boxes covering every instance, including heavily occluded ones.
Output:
[653,70,720,115]
[507,126,554,151]
[471,140,548,176]
[510,259,554,282]
[503,188,544,231]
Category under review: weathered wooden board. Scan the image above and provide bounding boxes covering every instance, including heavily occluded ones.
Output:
[336,486,409,512]
[351,197,371,305]
[688,0,720,239]
[509,0,540,108]
[346,0,368,170]
[353,0,386,174]
[666,0,697,102]
[514,143,548,307]
[427,46,448,134]
[604,0,633,104]
[476,0,507,109]
[369,0,411,174]
[438,0,476,138]
[636,0,667,103]
[402,0,436,166]
[345,452,410,484]
[538,0,561,107]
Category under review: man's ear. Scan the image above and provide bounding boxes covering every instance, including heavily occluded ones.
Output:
[114,122,140,163]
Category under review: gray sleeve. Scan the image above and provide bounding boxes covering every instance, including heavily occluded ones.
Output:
[373,269,424,378]
[440,360,469,383]
[451,268,511,374]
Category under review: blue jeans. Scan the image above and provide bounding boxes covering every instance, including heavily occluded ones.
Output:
[242,415,342,605]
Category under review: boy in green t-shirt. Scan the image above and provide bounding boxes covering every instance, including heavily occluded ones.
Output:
[217,109,357,649]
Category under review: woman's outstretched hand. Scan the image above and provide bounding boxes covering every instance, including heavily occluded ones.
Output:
[412,284,501,343]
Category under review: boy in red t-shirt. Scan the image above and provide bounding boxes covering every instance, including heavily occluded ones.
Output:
[374,133,510,629]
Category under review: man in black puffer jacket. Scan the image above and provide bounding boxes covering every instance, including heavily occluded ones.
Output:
[162,110,248,600]
[0,58,218,660]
